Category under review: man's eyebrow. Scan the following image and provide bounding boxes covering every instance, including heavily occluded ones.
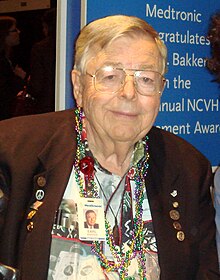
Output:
[138,64,155,70]
[101,62,123,68]
[100,62,156,70]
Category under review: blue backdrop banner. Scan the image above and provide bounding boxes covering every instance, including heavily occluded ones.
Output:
[65,0,220,166]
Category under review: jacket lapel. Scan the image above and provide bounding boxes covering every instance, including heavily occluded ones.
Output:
[146,127,190,278]
[20,117,77,280]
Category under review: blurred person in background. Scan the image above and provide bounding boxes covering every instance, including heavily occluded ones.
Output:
[28,8,56,114]
[207,11,220,83]
[0,16,27,120]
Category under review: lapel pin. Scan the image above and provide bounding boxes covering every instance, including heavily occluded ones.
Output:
[35,189,45,200]
[30,200,43,210]
[169,209,180,220]
[172,201,179,208]
[173,221,182,230]
[170,190,177,197]
[27,210,37,220]
[177,231,185,241]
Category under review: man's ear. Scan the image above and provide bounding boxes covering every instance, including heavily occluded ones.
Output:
[72,70,82,107]
[159,78,166,96]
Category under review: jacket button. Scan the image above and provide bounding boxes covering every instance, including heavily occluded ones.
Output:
[37,176,46,187]
[27,221,34,232]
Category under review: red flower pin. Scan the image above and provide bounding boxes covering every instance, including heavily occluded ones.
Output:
[79,156,94,176]
[127,167,135,179]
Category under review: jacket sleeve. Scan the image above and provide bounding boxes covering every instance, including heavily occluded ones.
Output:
[214,168,220,271]
[196,162,220,279]
[0,166,10,235]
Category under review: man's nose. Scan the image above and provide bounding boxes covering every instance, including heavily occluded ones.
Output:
[118,75,137,100]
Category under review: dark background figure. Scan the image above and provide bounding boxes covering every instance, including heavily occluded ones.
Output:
[28,8,57,114]
[207,11,220,84]
[0,16,27,120]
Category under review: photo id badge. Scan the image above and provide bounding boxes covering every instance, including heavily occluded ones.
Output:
[78,197,105,241]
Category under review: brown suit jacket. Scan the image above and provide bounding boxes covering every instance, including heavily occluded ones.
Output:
[0,109,219,279]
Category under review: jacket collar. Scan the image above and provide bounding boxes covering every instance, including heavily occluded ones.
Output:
[37,112,76,171]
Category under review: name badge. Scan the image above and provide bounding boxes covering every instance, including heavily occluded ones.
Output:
[78,197,106,241]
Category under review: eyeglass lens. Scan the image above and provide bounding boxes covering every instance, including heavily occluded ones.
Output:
[94,67,163,95]
[9,28,18,33]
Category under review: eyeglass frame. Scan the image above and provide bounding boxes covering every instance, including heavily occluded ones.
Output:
[8,28,19,33]
[86,66,166,96]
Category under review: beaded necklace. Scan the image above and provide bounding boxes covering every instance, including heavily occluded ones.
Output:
[74,107,150,279]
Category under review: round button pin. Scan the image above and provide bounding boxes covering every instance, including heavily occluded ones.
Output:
[37,176,46,187]
[172,201,179,208]
[177,231,185,241]
[169,209,180,220]
[35,189,45,200]
[173,221,182,230]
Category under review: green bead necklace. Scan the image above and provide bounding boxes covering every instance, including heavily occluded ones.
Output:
[74,107,150,279]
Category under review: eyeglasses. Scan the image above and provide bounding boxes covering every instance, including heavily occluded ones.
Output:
[8,28,19,33]
[86,66,165,96]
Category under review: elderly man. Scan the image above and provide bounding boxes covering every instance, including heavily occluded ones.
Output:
[0,15,219,280]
